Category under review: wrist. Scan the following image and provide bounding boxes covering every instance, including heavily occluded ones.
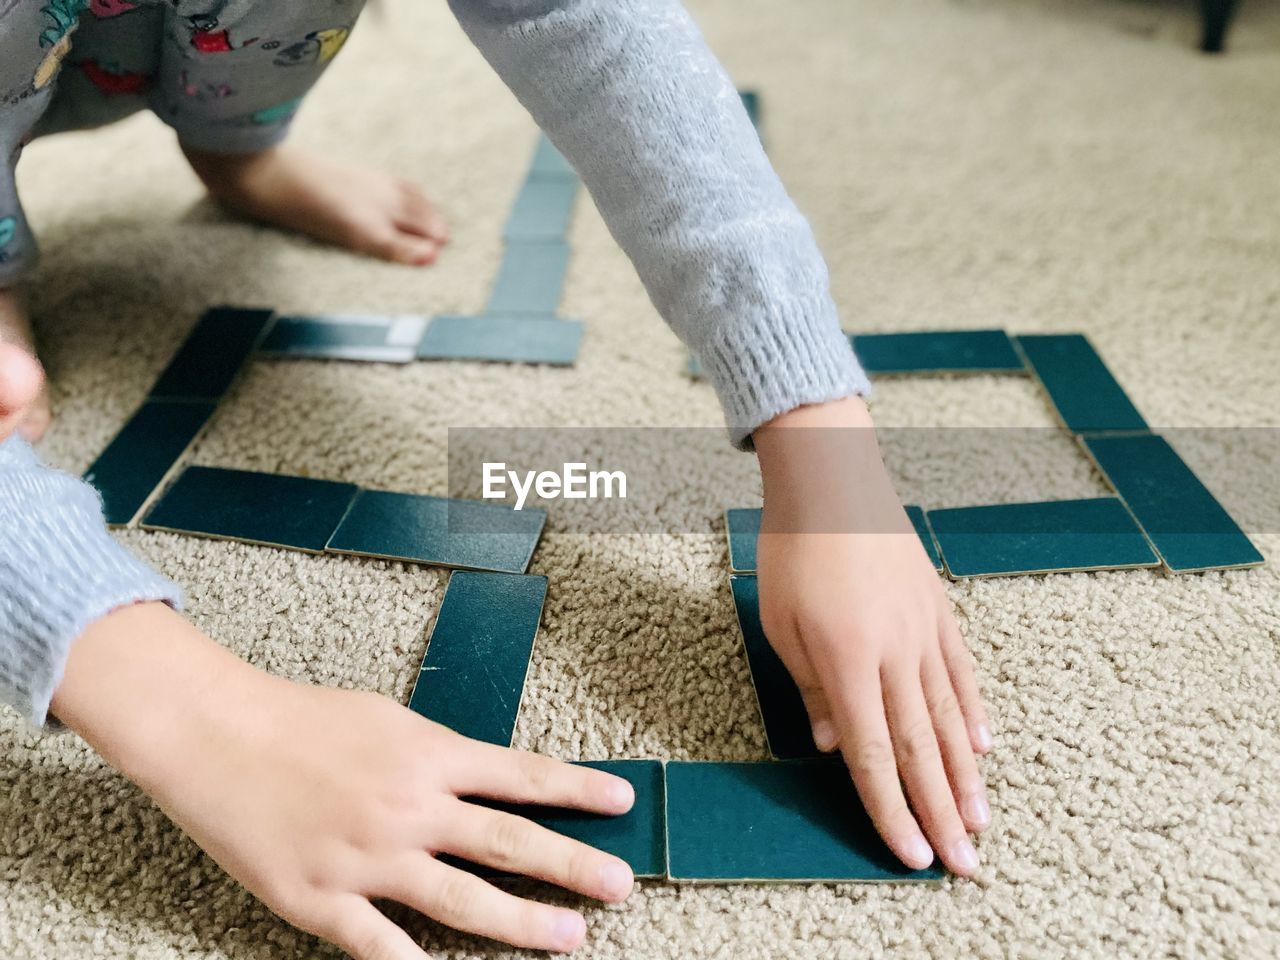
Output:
[754,396,899,526]
[51,602,271,795]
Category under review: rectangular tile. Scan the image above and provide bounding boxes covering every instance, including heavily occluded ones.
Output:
[83,400,216,526]
[665,760,944,883]
[486,241,571,316]
[504,179,579,242]
[418,314,582,366]
[149,306,275,400]
[729,574,819,760]
[850,329,1026,375]
[407,571,546,745]
[325,489,546,574]
[724,506,942,575]
[739,89,761,130]
[927,497,1160,578]
[461,760,666,879]
[140,466,358,553]
[1082,434,1263,573]
[260,314,428,363]
[905,504,944,572]
[1016,333,1148,434]
[528,134,576,181]
[725,508,761,574]
[687,354,702,379]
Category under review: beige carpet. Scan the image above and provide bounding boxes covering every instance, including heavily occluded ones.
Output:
[4,0,1280,956]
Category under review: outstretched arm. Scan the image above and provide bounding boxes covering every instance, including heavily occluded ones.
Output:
[451,0,994,876]
[449,0,870,445]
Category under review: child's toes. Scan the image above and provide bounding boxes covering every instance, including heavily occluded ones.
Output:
[397,182,448,243]
[374,230,440,267]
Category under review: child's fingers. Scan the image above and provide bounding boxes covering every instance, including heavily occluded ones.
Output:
[328,896,429,960]
[438,800,634,901]
[826,664,935,871]
[937,608,993,754]
[766,620,839,752]
[0,343,42,415]
[379,856,587,952]
[921,652,990,835]
[447,739,634,815]
[882,662,979,877]
[0,345,44,445]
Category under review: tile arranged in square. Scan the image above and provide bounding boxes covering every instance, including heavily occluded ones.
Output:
[528,134,576,181]
[261,314,428,363]
[664,759,945,883]
[1016,333,1148,434]
[851,329,1025,375]
[725,508,761,573]
[927,496,1160,578]
[1082,433,1263,572]
[149,306,275,400]
[905,504,944,571]
[140,466,358,553]
[418,314,582,366]
[739,89,761,130]
[504,178,579,242]
[407,572,546,745]
[325,489,546,574]
[472,760,666,879]
[724,506,942,574]
[83,399,217,527]
[486,241,572,316]
[730,575,820,759]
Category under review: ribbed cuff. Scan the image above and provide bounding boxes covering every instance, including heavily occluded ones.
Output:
[698,295,872,449]
[0,438,182,729]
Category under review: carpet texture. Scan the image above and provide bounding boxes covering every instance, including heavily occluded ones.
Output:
[3,0,1280,957]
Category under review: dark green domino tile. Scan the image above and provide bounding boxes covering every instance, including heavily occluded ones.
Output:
[486,242,571,316]
[1016,333,1148,433]
[462,760,666,880]
[140,466,358,553]
[725,508,761,573]
[730,575,819,759]
[905,504,943,572]
[739,89,761,130]
[149,306,275,400]
[418,314,582,366]
[504,179,579,242]
[528,135,576,181]
[261,314,427,363]
[1082,434,1264,573]
[665,760,944,883]
[325,489,546,574]
[83,400,216,526]
[407,572,546,745]
[725,507,940,575]
[850,330,1025,375]
[927,497,1159,578]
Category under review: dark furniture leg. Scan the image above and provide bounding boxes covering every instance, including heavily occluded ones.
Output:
[1200,0,1240,53]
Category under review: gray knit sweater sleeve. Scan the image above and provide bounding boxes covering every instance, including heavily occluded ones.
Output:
[0,436,181,727]
[449,0,870,445]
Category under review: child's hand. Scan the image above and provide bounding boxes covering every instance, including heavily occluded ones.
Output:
[753,396,993,877]
[0,341,45,444]
[53,604,637,957]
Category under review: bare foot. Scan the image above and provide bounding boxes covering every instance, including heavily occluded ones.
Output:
[183,145,449,266]
[0,290,51,443]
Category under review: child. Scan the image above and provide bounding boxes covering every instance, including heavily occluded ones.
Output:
[0,1,993,956]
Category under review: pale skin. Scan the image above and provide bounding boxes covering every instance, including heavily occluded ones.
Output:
[0,143,993,955]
